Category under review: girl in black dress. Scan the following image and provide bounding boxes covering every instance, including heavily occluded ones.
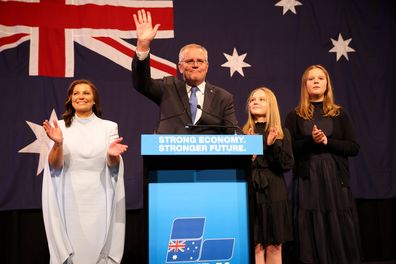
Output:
[285,65,361,264]
[243,87,294,264]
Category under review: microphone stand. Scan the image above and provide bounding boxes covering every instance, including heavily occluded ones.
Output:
[184,123,240,134]
[154,107,188,133]
[196,105,243,134]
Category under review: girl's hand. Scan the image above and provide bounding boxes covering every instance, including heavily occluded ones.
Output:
[267,127,279,146]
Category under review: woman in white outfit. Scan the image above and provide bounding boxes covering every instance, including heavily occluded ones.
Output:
[42,79,128,264]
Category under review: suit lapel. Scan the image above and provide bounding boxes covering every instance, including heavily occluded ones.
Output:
[203,82,216,111]
[176,81,191,118]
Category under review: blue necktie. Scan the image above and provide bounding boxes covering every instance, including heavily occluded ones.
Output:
[189,86,198,123]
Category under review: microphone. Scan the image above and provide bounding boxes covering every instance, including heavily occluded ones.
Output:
[190,105,243,134]
[184,123,239,132]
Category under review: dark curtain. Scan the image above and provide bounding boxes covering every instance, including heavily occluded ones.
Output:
[1,199,395,264]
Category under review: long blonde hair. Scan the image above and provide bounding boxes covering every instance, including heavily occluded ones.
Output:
[243,87,284,139]
[296,65,340,120]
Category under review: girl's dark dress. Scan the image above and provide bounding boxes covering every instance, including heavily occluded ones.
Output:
[250,122,294,247]
[285,102,361,264]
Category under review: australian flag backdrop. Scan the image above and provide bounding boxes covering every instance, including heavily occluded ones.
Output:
[1,0,395,210]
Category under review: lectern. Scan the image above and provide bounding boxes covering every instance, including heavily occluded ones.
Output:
[141,135,263,264]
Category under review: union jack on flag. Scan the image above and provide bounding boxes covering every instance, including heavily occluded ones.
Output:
[168,240,186,253]
[0,0,177,77]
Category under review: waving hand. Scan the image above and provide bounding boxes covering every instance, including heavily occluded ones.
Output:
[133,9,161,52]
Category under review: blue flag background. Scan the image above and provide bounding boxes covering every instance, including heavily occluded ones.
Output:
[1,0,395,210]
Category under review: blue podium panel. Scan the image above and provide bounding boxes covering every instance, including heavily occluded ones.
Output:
[149,172,250,264]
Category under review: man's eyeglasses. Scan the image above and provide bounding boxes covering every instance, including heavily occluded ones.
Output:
[182,59,207,66]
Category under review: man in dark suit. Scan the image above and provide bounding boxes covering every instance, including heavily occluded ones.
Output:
[132,9,239,134]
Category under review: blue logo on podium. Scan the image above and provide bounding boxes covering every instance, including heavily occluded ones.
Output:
[166,217,235,263]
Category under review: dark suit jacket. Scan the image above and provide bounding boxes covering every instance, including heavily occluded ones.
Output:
[132,54,239,134]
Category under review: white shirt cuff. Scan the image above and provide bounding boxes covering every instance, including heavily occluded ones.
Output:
[136,50,150,61]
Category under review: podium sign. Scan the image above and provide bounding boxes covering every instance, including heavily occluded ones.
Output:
[142,135,263,264]
[141,134,263,155]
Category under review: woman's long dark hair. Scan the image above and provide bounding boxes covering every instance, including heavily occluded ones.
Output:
[62,79,102,127]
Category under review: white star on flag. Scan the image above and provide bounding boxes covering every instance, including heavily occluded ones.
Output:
[18,109,58,175]
[221,48,251,77]
[275,0,303,15]
[329,33,356,61]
